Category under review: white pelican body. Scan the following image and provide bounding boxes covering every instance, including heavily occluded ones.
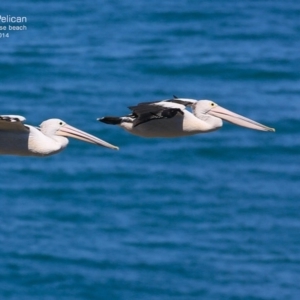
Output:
[0,115,118,156]
[98,98,275,138]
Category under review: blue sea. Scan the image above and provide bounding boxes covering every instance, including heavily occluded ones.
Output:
[1,1,300,299]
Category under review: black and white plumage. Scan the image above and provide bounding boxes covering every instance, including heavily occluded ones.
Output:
[0,115,119,156]
[98,97,275,138]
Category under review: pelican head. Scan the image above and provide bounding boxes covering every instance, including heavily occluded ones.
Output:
[39,119,119,150]
[193,100,275,132]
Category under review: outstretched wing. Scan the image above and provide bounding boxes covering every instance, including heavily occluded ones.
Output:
[128,100,186,127]
[0,115,29,132]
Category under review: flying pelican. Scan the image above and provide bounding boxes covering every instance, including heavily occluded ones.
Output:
[98,97,275,138]
[0,115,119,156]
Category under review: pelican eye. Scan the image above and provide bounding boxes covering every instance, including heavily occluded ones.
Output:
[211,102,215,107]
[59,121,63,125]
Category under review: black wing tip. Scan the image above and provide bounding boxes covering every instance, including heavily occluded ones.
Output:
[0,116,22,122]
[98,116,122,125]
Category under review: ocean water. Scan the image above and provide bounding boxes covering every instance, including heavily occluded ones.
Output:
[0,1,300,299]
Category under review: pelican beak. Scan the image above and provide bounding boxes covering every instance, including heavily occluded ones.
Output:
[56,124,119,150]
[207,105,275,132]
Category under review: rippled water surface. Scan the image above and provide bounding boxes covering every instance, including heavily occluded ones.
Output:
[0,1,300,299]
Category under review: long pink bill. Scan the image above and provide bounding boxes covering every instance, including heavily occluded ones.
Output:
[57,124,119,150]
[208,106,275,132]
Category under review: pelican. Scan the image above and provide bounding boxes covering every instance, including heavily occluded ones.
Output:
[0,115,119,156]
[98,97,275,138]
